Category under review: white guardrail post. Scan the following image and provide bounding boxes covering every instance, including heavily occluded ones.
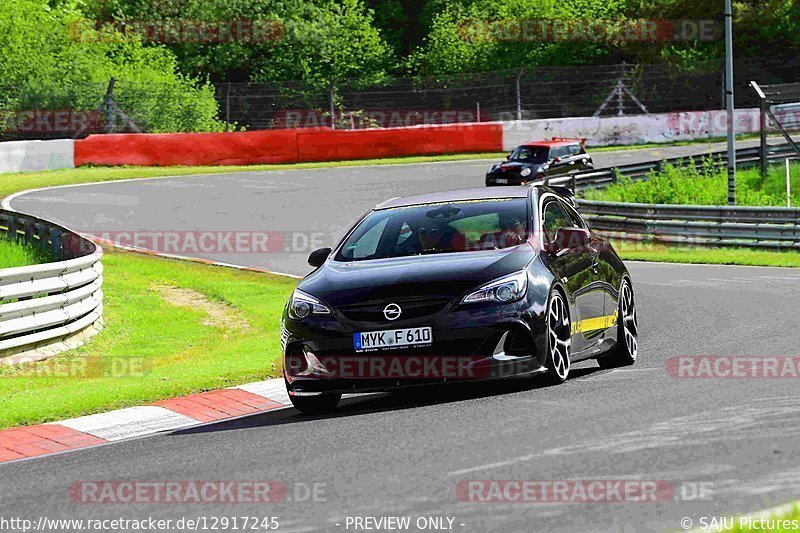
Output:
[0,209,103,362]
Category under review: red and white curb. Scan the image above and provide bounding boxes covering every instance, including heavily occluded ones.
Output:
[0,378,291,464]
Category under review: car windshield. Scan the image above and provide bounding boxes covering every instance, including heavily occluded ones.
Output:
[335,198,530,261]
[508,145,549,163]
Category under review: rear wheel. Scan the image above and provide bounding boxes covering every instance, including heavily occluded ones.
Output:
[544,290,571,384]
[289,393,342,414]
[598,279,638,369]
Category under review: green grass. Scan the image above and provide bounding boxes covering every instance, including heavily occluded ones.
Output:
[0,237,51,268]
[614,241,800,268]
[0,153,507,200]
[587,132,762,152]
[724,503,800,532]
[584,158,800,207]
[0,248,296,429]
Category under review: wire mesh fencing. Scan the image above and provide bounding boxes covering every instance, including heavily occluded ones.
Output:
[0,60,796,140]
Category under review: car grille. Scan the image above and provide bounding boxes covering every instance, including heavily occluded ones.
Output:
[337,298,451,324]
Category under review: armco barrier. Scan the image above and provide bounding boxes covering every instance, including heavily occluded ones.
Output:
[556,142,800,250]
[74,123,504,167]
[577,200,800,250]
[0,210,103,361]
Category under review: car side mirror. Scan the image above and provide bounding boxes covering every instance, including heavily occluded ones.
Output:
[548,227,591,255]
[505,153,511,160]
[553,157,562,164]
[308,247,332,267]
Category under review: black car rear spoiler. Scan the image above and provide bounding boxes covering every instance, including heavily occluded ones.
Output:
[549,185,576,207]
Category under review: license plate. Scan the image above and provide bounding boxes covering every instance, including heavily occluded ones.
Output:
[354,327,433,351]
[495,178,509,184]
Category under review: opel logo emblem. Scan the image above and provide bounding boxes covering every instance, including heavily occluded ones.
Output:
[383,303,402,321]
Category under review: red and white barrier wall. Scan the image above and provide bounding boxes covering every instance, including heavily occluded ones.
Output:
[73,123,504,168]
[501,108,765,151]
[0,108,778,173]
[0,139,74,173]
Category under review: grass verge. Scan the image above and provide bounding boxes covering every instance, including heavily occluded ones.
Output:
[0,153,506,200]
[726,503,800,532]
[584,158,800,206]
[614,241,800,268]
[0,247,296,429]
[0,237,51,268]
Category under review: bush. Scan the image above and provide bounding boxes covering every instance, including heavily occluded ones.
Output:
[0,0,224,133]
[584,158,800,207]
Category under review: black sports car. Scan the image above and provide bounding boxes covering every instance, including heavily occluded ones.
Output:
[486,139,593,186]
[281,185,638,413]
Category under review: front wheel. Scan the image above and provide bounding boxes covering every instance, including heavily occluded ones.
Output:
[544,289,571,384]
[289,392,342,414]
[598,279,638,369]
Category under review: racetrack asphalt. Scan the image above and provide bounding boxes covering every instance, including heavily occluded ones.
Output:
[6,138,774,276]
[3,139,800,532]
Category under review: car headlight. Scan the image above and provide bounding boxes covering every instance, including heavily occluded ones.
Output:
[520,167,532,177]
[288,289,332,320]
[461,271,528,304]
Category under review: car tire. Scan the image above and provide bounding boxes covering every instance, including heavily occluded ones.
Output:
[544,288,571,384]
[597,278,638,369]
[289,392,342,414]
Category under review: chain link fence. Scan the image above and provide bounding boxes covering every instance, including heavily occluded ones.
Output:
[0,60,796,140]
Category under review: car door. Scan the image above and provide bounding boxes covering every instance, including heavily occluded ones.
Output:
[540,196,607,354]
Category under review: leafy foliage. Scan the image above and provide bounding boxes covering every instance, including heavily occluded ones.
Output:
[77,0,394,85]
[0,0,223,132]
[584,159,800,207]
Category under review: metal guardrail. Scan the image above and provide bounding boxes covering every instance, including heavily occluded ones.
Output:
[0,210,103,359]
[553,143,800,249]
[550,143,798,192]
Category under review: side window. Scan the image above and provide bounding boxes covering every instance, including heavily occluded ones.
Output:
[568,144,582,156]
[541,199,575,242]
[562,202,587,229]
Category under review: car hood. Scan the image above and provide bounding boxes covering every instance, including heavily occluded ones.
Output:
[491,161,546,172]
[298,244,536,307]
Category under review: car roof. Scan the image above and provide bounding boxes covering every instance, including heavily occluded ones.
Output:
[375,187,531,210]
[520,140,580,148]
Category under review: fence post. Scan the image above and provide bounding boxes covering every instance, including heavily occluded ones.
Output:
[225,82,231,132]
[329,78,337,130]
[104,77,117,134]
[515,67,523,121]
[759,92,768,176]
[570,173,577,193]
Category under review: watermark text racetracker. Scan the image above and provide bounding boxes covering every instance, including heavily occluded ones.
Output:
[667,356,800,379]
[457,480,715,503]
[69,480,326,504]
[87,230,329,255]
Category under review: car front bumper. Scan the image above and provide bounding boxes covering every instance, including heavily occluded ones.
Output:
[282,300,548,394]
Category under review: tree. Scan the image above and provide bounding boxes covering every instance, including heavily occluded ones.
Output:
[76,0,394,84]
[0,0,223,132]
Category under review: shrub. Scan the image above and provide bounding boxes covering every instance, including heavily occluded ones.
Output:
[0,0,224,133]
